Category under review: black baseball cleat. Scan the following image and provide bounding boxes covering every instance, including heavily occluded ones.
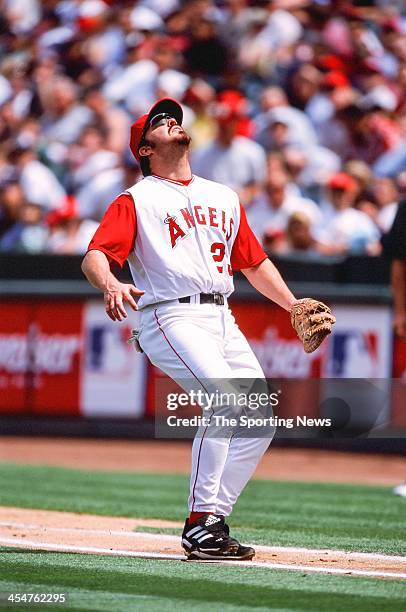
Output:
[181,514,255,561]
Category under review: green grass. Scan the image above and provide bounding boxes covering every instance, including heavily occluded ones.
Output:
[0,548,405,612]
[0,463,404,555]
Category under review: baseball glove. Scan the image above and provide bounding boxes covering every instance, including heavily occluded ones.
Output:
[290,298,336,353]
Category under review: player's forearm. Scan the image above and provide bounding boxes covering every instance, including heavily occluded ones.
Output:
[81,249,120,292]
[242,258,296,311]
[391,259,406,316]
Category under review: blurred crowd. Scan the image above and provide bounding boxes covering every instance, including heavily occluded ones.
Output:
[0,0,405,257]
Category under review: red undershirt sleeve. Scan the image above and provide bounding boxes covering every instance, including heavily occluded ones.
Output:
[87,192,137,269]
[230,202,268,271]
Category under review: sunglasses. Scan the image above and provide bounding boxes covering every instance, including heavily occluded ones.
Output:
[148,113,178,130]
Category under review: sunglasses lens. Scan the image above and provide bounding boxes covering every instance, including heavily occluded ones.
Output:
[149,113,173,129]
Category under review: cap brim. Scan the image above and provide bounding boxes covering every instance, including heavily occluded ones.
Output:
[145,98,183,131]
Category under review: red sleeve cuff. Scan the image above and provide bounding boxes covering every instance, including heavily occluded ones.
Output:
[86,246,125,269]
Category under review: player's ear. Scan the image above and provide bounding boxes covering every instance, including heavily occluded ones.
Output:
[139,145,152,158]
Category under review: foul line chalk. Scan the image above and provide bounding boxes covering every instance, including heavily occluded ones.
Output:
[0,521,405,564]
[0,537,405,580]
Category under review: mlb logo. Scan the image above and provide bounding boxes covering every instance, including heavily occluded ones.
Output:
[323,305,392,379]
[329,330,379,378]
[87,324,133,375]
[81,302,146,417]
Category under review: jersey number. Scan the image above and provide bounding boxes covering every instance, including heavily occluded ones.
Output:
[211,242,232,275]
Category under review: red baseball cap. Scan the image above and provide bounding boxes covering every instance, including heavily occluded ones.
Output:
[46,195,78,227]
[322,71,350,90]
[327,173,357,191]
[212,90,247,121]
[129,98,183,162]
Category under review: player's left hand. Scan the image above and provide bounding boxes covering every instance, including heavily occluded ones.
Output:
[290,298,336,353]
[104,282,145,321]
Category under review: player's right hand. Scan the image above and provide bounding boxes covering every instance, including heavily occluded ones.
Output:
[104,282,145,321]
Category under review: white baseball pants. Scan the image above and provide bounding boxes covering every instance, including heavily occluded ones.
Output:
[139,298,275,516]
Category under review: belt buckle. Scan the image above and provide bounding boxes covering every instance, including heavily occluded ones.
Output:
[214,294,224,306]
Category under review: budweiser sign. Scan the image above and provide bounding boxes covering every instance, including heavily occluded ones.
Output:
[250,328,316,378]
[0,324,81,374]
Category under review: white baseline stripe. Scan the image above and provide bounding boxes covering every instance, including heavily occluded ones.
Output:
[0,537,183,561]
[0,521,404,564]
[0,537,405,580]
[253,544,406,563]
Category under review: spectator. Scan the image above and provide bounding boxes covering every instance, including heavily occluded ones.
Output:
[7,147,66,210]
[372,177,400,232]
[45,196,99,254]
[0,182,47,253]
[70,126,125,221]
[343,159,374,203]
[318,173,381,255]
[255,87,318,151]
[191,90,266,199]
[272,211,324,256]
[0,182,23,242]
[39,76,94,146]
[84,89,130,156]
[183,14,230,78]
[183,79,217,149]
[0,0,405,259]
[246,168,322,252]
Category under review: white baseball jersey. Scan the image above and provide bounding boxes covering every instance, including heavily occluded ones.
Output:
[88,174,267,308]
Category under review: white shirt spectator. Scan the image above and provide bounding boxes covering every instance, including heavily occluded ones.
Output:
[103,59,159,115]
[83,26,126,70]
[191,136,267,192]
[20,159,66,209]
[5,0,41,33]
[38,25,75,49]
[247,192,322,244]
[255,107,318,150]
[305,93,334,127]
[72,150,120,187]
[317,208,380,253]
[260,9,302,49]
[139,0,181,18]
[377,202,398,233]
[76,167,125,221]
[47,218,99,254]
[296,146,341,189]
[42,105,94,145]
[0,75,12,106]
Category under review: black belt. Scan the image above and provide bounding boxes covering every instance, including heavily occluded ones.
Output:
[179,293,225,305]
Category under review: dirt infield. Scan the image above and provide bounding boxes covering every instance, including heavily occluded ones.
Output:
[0,437,405,485]
[0,507,405,579]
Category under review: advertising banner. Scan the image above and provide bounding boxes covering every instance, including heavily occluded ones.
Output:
[0,302,31,413]
[31,301,83,415]
[230,302,325,378]
[81,301,146,417]
[0,299,146,417]
[322,304,392,378]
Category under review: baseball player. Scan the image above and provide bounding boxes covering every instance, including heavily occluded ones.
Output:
[81,98,334,561]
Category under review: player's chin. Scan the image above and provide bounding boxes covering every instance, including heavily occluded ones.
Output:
[173,133,192,147]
